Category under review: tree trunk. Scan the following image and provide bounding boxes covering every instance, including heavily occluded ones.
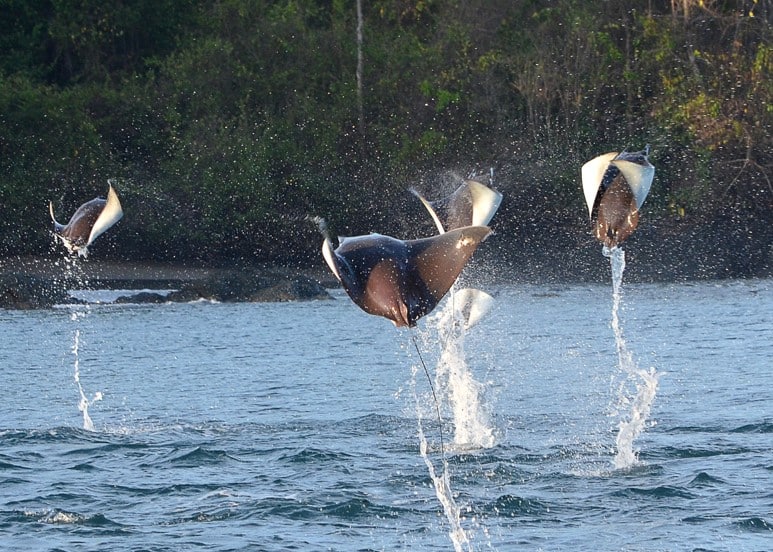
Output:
[356,0,365,142]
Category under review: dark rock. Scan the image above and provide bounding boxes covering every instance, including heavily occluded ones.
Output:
[165,288,203,303]
[114,291,169,304]
[0,273,69,309]
[166,271,331,303]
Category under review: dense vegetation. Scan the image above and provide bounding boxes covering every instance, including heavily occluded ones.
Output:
[0,0,770,271]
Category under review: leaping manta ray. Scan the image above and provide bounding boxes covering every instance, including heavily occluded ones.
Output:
[411,176,503,328]
[581,146,654,249]
[316,218,491,328]
[50,183,123,257]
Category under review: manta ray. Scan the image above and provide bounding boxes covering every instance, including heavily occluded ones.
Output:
[50,183,123,257]
[581,147,654,248]
[317,219,491,327]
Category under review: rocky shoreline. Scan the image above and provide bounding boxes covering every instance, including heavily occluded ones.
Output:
[2,214,771,311]
[0,256,335,309]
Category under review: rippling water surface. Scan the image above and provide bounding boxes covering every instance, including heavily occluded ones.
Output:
[0,278,770,551]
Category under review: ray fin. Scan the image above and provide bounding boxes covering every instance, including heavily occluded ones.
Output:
[411,180,502,233]
[466,179,502,228]
[49,201,65,234]
[407,225,492,309]
[452,288,494,329]
[410,187,446,233]
[611,159,654,210]
[311,216,342,282]
[581,152,618,218]
[86,184,123,247]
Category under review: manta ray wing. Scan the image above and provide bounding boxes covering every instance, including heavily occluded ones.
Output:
[86,184,123,247]
[49,202,66,234]
[581,152,619,219]
[452,288,495,329]
[466,179,502,228]
[410,188,447,234]
[610,158,654,210]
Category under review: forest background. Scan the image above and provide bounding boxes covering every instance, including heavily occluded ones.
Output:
[0,0,770,281]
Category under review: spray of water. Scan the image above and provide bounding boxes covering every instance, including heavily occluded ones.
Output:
[70,317,102,431]
[410,364,471,552]
[65,253,102,432]
[405,287,499,551]
[604,246,660,469]
[427,295,496,450]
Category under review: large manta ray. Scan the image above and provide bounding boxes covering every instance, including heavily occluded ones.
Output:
[318,221,491,327]
[581,147,654,249]
[50,183,123,257]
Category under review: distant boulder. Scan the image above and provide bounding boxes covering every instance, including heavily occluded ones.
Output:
[114,291,169,304]
[0,273,69,309]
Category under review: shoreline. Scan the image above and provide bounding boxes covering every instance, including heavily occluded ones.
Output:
[0,255,337,309]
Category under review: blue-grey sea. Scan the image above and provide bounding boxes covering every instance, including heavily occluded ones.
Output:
[0,274,770,551]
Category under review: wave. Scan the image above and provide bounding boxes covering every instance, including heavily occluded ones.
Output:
[162,446,240,467]
[10,508,125,529]
[483,494,553,518]
[612,485,697,499]
[687,471,727,487]
[730,422,773,434]
[733,517,772,532]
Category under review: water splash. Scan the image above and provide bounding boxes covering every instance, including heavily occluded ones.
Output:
[70,312,101,432]
[417,289,497,452]
[406,288,498,550]
[427,295,496,450]
[411,364,471,552]
[603,246,660,469]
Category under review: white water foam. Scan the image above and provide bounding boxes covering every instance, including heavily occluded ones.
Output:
[424,292,496,450]
[604,246,660,469]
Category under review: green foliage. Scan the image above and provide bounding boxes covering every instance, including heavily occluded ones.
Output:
[0,0,770,262]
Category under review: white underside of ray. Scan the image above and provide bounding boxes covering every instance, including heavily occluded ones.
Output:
[321,237,342,282]
[581,152,618,218]
[466,180,503,228]
[610,159,654,210]
[451,288,494,330]
[86,185,123,247]
[414,192,446,234]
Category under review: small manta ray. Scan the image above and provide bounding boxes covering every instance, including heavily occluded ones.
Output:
[50,183,123,257]
[316,218,491,327]
[581,146,654,249]
[410,178,503,234]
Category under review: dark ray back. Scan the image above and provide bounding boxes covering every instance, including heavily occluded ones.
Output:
[59,198,108,246]
[325,226,491,327]
[593,174,639,248]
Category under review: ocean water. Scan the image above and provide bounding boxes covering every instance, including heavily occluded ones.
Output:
[0,274,770,551]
